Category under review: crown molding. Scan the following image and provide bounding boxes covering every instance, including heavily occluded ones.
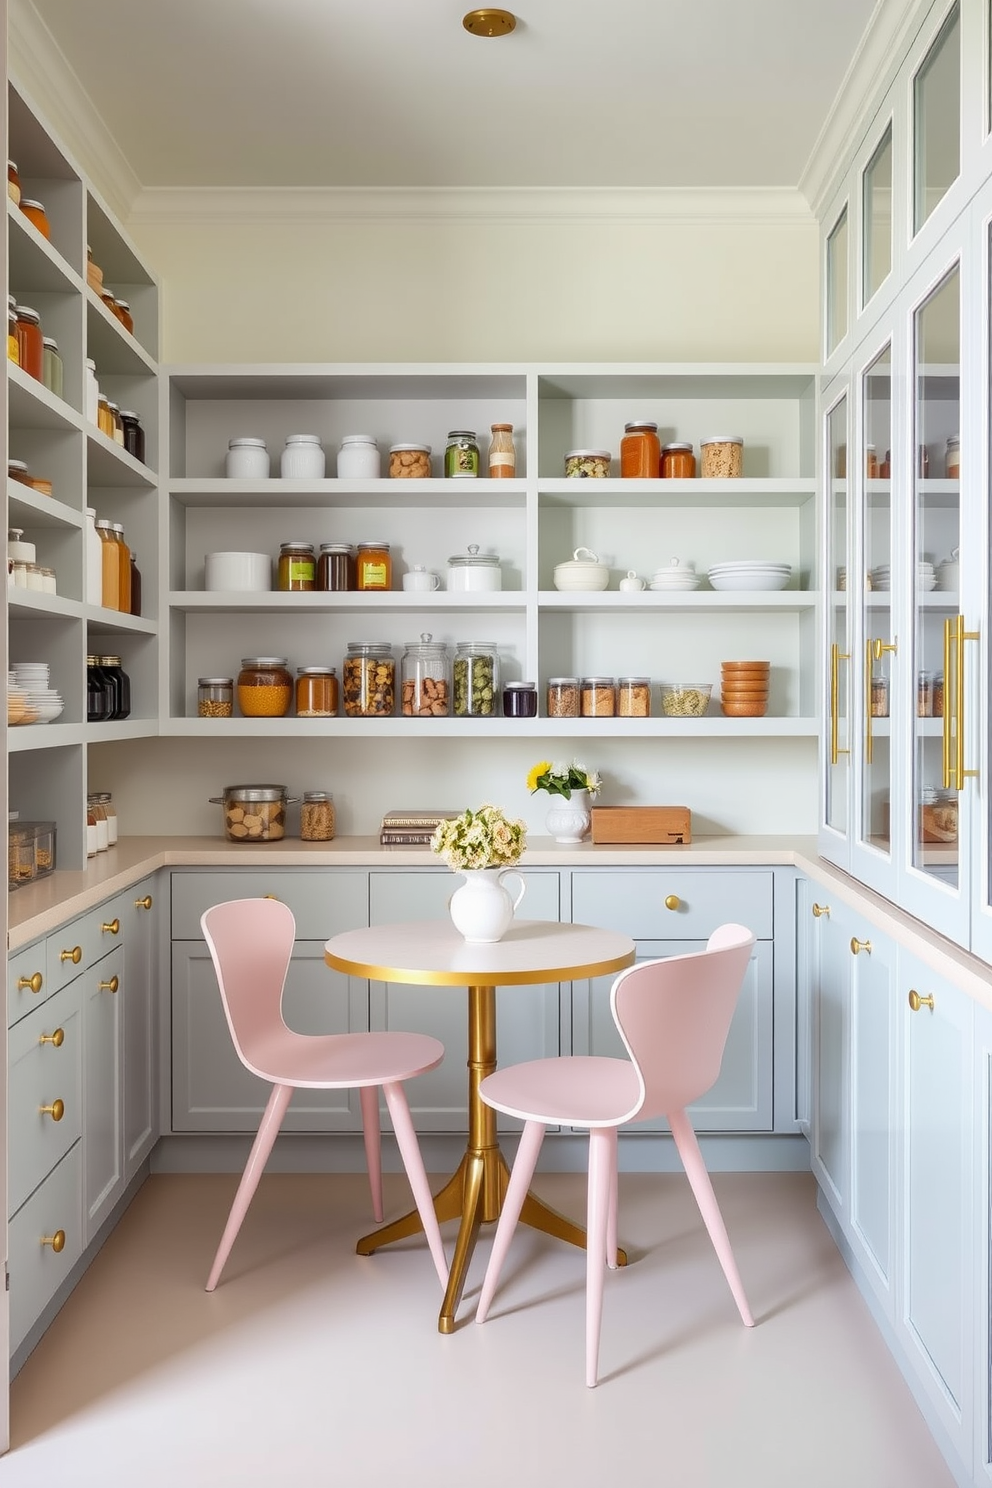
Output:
[799,0,930,219]
[9,0,141,222]
[126,185,815,230]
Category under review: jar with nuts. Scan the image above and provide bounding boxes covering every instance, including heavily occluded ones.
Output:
[401,633,450,718]
[547,677,580,718]
[453,641,499,717]
[388,442,432,478]
[198,677,234,718]
[300,791,335,841]
[343,641,395,717]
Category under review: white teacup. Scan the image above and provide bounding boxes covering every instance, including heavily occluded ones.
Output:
[618,570,645,592]
[402,566,441,593]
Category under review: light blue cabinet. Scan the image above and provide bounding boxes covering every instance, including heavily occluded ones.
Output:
[809,896,853,1211]
[974,1000,992,1486]
[123,878,159,1181]
[849,922,895,1313]
[82,942,124,1243]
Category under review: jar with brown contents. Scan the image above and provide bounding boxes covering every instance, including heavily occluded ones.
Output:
[618,677,651,717]
[296,666,338,717]
[237,657,293,717]
[198,677,234,718]
[300,791,336,841]
[401,633,449,717]
[547,677,580,718]
[581,677,617,717]
[343,642,395,717]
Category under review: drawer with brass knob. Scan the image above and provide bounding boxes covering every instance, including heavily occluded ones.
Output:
[570,868,773,941]
[8,981,82,1216]
[8,1144,82,1355]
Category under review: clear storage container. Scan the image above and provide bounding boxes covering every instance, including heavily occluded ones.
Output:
[401,633,450,717]
[343,642,395,717]
[453,641,499,717]
[198,677,234,718]
[237,658,293,717]
[580,677,617,717]
[547,677,580,718]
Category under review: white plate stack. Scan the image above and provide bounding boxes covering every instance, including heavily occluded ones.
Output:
[870,564,890,591]
[10,661,64,723]
[649,562,701,592]
[707,561,793,592]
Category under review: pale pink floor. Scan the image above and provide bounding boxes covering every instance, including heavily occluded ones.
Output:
[6,1171,955,1488]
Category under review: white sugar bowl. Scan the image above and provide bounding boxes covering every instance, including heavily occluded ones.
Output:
[553,547,610,592]
[619,570,645,592]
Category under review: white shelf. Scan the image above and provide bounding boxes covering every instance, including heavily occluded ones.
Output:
[7,482,82,528]
[84,608,158,636]
[169,478,526,508]
[162,715,820,740]
[168,590,525,614]
[8,590,81,620]
[539,590,818,612]
[538,477,816,508]
[87,430,157,488]
[8,365,84,433]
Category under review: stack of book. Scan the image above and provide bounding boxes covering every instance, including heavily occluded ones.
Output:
[379,809,458,847]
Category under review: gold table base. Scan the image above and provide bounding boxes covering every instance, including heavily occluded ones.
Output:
[356,983,626,1333]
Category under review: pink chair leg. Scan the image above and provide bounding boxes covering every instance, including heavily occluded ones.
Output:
[476,1119,546,1323]
[359,1084,384,1223]
[586,1127,616,1387]
[206,1082,293,1292]
[606,1130,619,1269]
[381,1082,449,1290]
[668,1108,754,1327]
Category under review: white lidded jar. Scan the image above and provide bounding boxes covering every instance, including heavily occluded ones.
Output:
[85,507,103,604]
[225,437,270,479]
[280,433,325,479]
[446,544,502,592]
[85,359,100,424]
[337,435,380,479]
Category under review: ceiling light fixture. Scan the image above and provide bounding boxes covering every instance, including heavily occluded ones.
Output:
[462,9,516,37]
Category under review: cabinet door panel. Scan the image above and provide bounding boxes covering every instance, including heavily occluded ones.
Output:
[82,946,124,1242]
[975,1003,992,1486]
[571,869,772,941]
[850,935,895,1304]
[810,901,853,1209]
[171,868,368,941]
[8,1144,82,1355]
[8,982,82,1217]
[124,877,158,1178]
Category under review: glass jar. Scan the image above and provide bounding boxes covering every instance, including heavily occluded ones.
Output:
[547,676,580,718]
[337,435,380,479]
[20,198,50,238]
[661,442,696,478]
[111,523,131,612]
[88,794,109,852]
[108,402,125,446]
[388,442,431,478]
[618,677,651,717]
[296,666,338,717]
[97,395,115,439]
[317,542,355,591]
[870,676,889,717]
[226,437,270,478]
[564,449,610,478]
[446,544,502,592]
[237,657,293,718]
[917,670,933,717]
[581,676,617,717]
[300,791,336,841]
[119,411,145,463]
[932,673,944,718]
[128,552,141,616]
[113,299,134,334]
[24,563,45,591]
[343,642,395,717]
[95,518,119,609]
[879,449,891,479]
[865,444,878,478]
[945,436,960,478]
[86,656,110,723]
[918,445,930,479]
[488,423,515,478]
[15,305,43,380]
[102,290,122,321]
[7,160,20,204]
[98,792,118,845]
[445,430,480,479]
[8,460,31,487]
[277,541,316,592]
[620,421,661,478]
[700,436,744,478]
[281,434,325,479]
[86,801,98,857]
[99,656,131,721]
[41,337,63,398]
[401,633,450,718]
[7,297,18,364]
[198,677,234,718]
[502,681,537,718]
[356,541,392,591]
[453,641,499,717]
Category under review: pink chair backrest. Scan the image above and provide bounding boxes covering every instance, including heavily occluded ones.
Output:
[609,923,756,1122]
[200,898,297,1080]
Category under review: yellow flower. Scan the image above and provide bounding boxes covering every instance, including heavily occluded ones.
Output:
[526,761,551,793]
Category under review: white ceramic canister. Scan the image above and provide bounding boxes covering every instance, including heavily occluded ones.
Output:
[204,551,272,592]
[446,544,502,593]
[337,435,380,479]
[85,508,103,604]
[280,434,325,479]
[225,437,270,479]
[85,358,100,424]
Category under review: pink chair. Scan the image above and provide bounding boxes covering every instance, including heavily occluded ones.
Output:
[475,922,756,1385]
[201,898,448,1291]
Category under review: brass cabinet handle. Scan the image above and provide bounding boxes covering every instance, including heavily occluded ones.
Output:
[830,642,850,765]
[101,918,120,935]
[812,903,830,918]
[664,895,680,911]
[872,637,897,662]
[134,895,153,910]
[40,1099,65,1122]
[41,1230,66,1253]
[263,894,279,900]
[850,937,872,955]
[59,945,82,965]
[38,1028,64,1048]
[948,615,979,789]
[908,989,935,1013]
[98,975,119,994]
[18,971,43,993]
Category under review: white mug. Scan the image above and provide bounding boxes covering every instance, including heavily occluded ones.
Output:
[403,566,441,593]
[619,570,645,592]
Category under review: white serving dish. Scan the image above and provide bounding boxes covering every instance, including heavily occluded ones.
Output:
[204,551,272,592]
[708,570,791,591]
[553,547,610,592]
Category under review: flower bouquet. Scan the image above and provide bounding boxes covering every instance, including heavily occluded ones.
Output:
[526,759,602,801]
[431,805,527,943]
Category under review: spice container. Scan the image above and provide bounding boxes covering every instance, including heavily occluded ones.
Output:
[281,434,325,479]
[488,424,515,478]
[42,337,63,398]
[296,666,338,717]
[945,436,960,478]
[389,443,431,478]
[660,682,713,717]
[618,677,651,717]
[446,544,502,592]
[7,160,20,204]
[19,198,50,238]
[96,795,116,846]
[119,411,145,463]
[99,655,131,720]
[209,784,295,842]
[88,794,109,852]
[870,676,889,717]
[581,677,617,717]
[237,657,293,718]
[8,297,19,364]
[356,541,392,591]
[547,676,580,718]
[300,791,336,841]
[317,542,354,591]
[445,430,480,478]
[401,633,450,717]
[108,403,125,446]
[564,449,610,478]
[917,670,933,717]
[226,438,270,478]
[277,541,316,592]
[700,436,744,478]
[86,800,97,857]
[97,395,114,439]
[866,445,878,478]
[933,673,944,718]
[9,816,33,890]
[453,641,499,717]
[337,435,380,478]
[502,681,537,718]
[661,442,696,478]
[15,305,43,380]
[198,677,234,718]
[620,421,661,478]
[343,642,395,717]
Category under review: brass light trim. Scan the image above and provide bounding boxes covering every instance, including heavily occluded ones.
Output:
[462,8,516,36]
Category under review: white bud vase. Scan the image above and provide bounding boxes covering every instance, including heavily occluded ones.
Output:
[545,789,592,844]
[448,868,526,944]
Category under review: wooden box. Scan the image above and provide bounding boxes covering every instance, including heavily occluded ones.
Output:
[590,806,692,845]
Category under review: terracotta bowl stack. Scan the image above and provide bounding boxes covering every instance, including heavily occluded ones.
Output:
[721,660,769,717]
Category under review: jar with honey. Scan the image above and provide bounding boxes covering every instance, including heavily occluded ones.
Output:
[277,541,316,592]
[620,421,661,478]
[661,442,696,478]
[237,658,293,718]
[15,305,43,380]
[19,198,50,239]
[7,296,18,364]
[7,160,20,204]
[356,541,392,591]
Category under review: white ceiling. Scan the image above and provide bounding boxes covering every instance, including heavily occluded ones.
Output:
[23,0,881,192]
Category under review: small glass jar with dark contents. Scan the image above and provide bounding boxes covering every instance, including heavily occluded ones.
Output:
[119,410,145,463]
[316,542,355,591]
[502,681,538,718]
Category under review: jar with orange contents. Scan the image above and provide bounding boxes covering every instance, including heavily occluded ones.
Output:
[19,198,50,239]
[356,541,392,591]
[620,421,661,478]
[15,305,43,380]
[237,657,293,718]
[661,442,696,478]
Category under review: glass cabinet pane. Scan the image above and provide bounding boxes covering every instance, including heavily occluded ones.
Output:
[827,208,849,355]
[912,266,960,889]
[862,125,892,305]
[913,3,960,233]
[861,347,892,859]
[825,395,849,837]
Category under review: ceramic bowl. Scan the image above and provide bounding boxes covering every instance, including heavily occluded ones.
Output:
[721,698,768,717]
[553,546,610,592]
[708,571,790,591]
[659,683,712,717]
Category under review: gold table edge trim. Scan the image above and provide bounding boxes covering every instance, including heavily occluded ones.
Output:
[324,949,635,985]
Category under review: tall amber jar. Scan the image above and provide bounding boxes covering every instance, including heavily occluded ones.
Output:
[296,666,338,717]
[620,421,661,478]
[237,657,293,717]
[356,541,392,591]
[277,541,316,591]
[14,305,43,380]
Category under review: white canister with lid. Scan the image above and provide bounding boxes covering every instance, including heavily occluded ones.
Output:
[8,528,36,587]
[226,437,270,479]
[446,544,502,592]
[337,435,380,479]
[280,434,325,479]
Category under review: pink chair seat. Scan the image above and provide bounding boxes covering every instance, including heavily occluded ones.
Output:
[242,1028,444,1090]
[478,1056,640,1128]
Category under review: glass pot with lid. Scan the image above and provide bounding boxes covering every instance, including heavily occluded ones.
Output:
[401,633,450,717]
[446,544,502,593]
[207,784,298,841]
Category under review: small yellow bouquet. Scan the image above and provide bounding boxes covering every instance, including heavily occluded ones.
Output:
[526,760,602,801]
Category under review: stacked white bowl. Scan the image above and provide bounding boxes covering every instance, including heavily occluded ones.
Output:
[870,564,890,591]
[917,560,936,592]
[649,558,700,592]
[10,661,64,723]
[707,561,792,592]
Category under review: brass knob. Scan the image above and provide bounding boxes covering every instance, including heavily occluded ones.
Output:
[101,918,120,935]
[134,895,152,910]
[59,945,82,965]
[41,1230,65,1253]
[38,1028,64,1048]
[812,903,830,918]
[98,975,119,994]
[664,895,680,911]
[850,937,872,955]
[40,1099,65,1122]
[18,971,43,993]
[908,989,935,1013]
[263,894,279,900]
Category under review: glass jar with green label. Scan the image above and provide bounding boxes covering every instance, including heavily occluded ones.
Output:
[445,430,480,479]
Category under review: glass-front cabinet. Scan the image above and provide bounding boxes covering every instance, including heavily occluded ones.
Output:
[822,390,850,863]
